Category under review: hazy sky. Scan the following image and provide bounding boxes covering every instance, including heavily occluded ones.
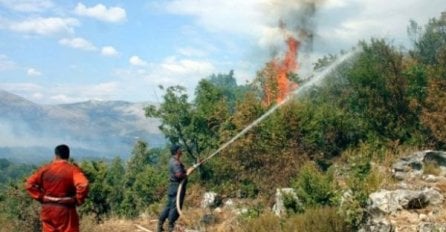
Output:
[0,0,444,104]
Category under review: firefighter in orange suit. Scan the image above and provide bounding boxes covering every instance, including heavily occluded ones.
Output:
[25,144,89,232]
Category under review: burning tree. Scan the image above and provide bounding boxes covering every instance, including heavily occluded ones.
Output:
[258,35,300,106]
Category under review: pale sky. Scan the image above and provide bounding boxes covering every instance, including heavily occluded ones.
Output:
[0,0,444,104]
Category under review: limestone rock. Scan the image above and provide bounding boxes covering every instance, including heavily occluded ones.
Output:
[272,188,300,216]
[392,150,446,180]
[368,188,443,216]
[223,199,235,209]
[392,151,425,180]
[359,218,394,232]
[418,223,446,232]
[423,151,446,167]
[201,192,221,209]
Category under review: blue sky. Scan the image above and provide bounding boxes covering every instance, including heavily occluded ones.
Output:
[0,0,444,104]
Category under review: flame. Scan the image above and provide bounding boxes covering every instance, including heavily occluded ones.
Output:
[263,36,300,106]
[277,37,299,102]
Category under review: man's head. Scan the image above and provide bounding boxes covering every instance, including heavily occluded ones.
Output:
[55,144,70,160]
[170,144,182,156]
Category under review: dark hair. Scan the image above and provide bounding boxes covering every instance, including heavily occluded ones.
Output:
[170,144,181,156]
[55,144,70,159]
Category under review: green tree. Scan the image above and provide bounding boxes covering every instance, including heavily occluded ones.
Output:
[313,54,338,72]
[125,141,151,187]
[208,70,248,111]
[319,39,421,144]
[296,100,365,161]
[293,162,337,207]
[0,159,35,187]
[105,157,125,215]
[255,62,279,106]
[0,182,40,232]
[409,14,446,147]
[131,165,166,212]
[120,141,151,217]
[421,48,446,146]
[119,141,167,218]
[145,86,198,162]
[194,79,231,153]
[78,160,110,223]
[210,92,305,195]
[145,75,235,165]
[409,17,446,65]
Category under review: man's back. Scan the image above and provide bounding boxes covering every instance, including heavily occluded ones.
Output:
[26,157,88,232]
[26,160,88,205]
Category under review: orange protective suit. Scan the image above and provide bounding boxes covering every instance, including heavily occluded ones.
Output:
[25,160,89,232]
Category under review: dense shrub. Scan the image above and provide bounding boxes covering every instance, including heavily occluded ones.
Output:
[0,183,41,232]
[293,162,338,208]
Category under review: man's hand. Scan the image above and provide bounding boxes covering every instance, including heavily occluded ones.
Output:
[186,167,195,176]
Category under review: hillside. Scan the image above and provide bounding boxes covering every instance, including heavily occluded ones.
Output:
[70,150,446,232]
[0,90,164,163]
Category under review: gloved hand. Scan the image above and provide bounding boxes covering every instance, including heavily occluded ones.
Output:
[186,167,195,176]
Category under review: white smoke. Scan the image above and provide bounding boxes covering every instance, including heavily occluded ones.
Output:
[0,118,95,149]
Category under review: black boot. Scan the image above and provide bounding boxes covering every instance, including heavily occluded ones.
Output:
[157,221,165,232]
[167,223,175,232]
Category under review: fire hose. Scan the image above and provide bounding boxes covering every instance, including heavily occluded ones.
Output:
[175,163,200,217]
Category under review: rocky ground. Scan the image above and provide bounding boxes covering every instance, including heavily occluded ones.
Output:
[362,150,446,232]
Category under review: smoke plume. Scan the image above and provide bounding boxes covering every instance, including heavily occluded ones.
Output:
[260,0,325,77]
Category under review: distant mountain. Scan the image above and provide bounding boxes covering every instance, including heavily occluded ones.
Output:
[0,89,164,163]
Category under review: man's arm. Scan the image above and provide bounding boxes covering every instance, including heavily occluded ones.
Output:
[25,167,46,202]
[73,167,89,206]
[173,161,187,181]
[174,170,187,180]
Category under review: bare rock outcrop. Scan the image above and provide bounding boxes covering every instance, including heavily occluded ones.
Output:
[362,150,446,232]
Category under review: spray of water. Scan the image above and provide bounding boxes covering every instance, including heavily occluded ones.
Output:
[178,49,360,217]
[196,48,360,167]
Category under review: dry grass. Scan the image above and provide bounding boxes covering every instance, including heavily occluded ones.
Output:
[80,207,241,232]
[434,202,446,223]
[434,180,446,223]
[80,215,156,232]
[183,183,206,208]
[283,207,350,232]
[369,163,398,190]
[424,161,441,176]
[237,211,281,232]
[340,142,421,168]
[78,207,351,232]
[234,207,350,232]
[0,215,16,232]
[177,207,206,230]
[77,184,241,232]
[435,181,446,193]
[210,213,239,232]
[371,144,422,169]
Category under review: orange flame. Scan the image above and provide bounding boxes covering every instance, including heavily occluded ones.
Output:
[277,37,299,102]
[262,36,300,106]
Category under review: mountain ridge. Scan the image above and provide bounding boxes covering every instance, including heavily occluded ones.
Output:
[0,89,164,163]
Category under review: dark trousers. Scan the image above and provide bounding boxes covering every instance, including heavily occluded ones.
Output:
[158,180,187,229]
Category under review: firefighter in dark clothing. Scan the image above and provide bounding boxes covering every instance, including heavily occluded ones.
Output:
[157,144,194,232]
